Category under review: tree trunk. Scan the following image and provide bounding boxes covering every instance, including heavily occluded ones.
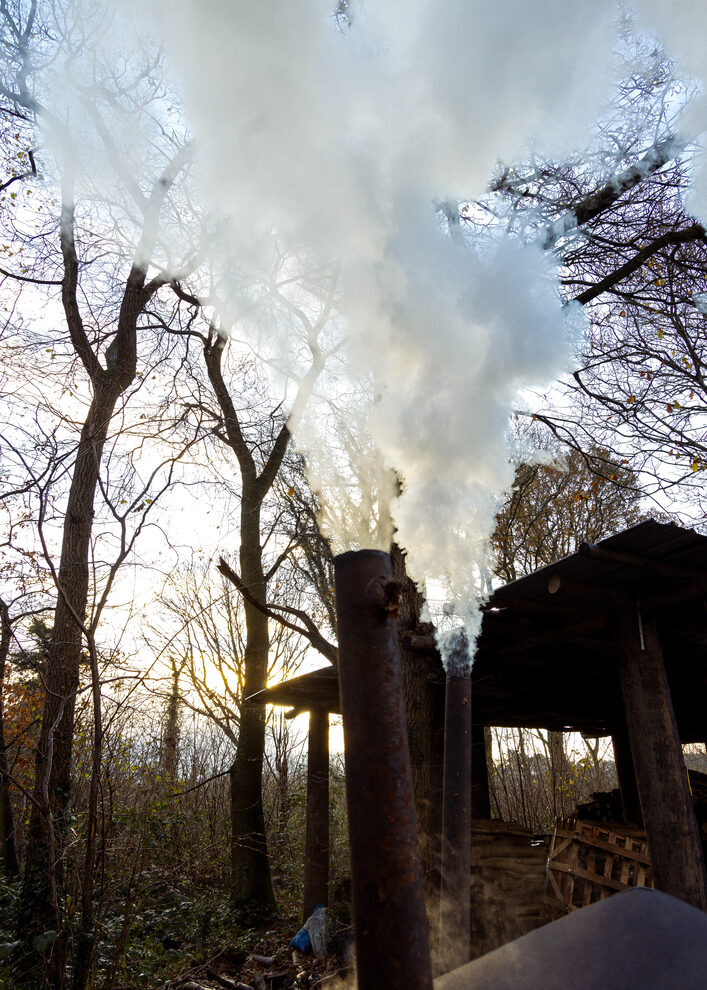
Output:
[20,377,123,959]
[162,657,184,786]
[274,714,290,844]
[229,492,277,915]
[390,545,445,893]
[202,332,286,916]
[0,602,19,878]
[548,730,565,817]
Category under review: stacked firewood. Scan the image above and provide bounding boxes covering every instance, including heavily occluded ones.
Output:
[575,789,624,824]
[576,771,707,850]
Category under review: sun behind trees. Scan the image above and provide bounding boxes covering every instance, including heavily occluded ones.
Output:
[1,2,707,988]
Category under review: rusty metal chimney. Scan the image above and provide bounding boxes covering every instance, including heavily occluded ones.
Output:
[439,629,472,973]
[334,549,433,990]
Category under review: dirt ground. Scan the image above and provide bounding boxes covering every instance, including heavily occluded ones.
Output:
[170,919,353,990]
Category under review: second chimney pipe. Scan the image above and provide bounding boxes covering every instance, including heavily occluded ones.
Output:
[439,669,472,973]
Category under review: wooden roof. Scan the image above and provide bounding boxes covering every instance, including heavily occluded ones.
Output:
[256,664,339,713]
[250,520,707,741]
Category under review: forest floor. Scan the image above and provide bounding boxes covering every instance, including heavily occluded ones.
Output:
[166,918,352,990]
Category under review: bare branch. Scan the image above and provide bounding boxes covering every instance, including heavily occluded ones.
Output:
[217,557,338,667]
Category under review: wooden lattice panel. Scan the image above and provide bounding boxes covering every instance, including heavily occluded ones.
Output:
[545,817,653,919]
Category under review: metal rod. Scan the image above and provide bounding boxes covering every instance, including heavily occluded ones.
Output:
[439,673,472,973]
[334,549,433,990]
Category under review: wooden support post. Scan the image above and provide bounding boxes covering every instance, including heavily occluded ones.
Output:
[611,719,643,828]
[303,707,329,921]
[471,720,491,820]
[616,603,707,910]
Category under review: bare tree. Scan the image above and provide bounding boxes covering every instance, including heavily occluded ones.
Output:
[0,597,23,877]
[167,248,342,913]
[0,5,200,982]
[466,33,707,517]
[149,561,312,913]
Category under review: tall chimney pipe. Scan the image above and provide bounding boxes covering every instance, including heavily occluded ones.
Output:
[334,549,433,990]
[439,628,472,973]
[439,673,472,972]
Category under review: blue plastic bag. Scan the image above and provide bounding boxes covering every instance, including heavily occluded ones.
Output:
[289,925,313,954]
[289,904,327,955]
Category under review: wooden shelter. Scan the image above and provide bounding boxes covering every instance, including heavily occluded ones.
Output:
[250,520,707,913]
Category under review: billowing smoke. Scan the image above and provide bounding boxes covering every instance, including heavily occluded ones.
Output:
[630,0,707,223]
[39,1,707,670]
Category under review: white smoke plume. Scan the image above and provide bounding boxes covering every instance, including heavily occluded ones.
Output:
[42,0,707,669]
[629,0,707,223]
[122,0,619,668]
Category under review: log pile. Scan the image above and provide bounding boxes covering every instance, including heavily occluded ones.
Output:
[576,769,707,856]
[575,788,624,823]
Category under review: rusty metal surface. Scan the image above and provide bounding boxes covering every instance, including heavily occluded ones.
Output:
[439,674,472,973]
[334,549,434,990]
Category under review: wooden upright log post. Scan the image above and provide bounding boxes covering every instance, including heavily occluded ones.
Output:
[616,603,707,910]
[611,718,643,828]
[471,720,491,820]
[302,707,330,921]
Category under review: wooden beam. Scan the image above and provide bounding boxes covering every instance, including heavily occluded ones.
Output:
[611,719,643,828]
[616,604,707,909]
[480,599,579,618]
[487,577,613,611]
[302,708,330,921]
[401,633,438,653]
[488,571,707,616]
[471,720,491,819]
